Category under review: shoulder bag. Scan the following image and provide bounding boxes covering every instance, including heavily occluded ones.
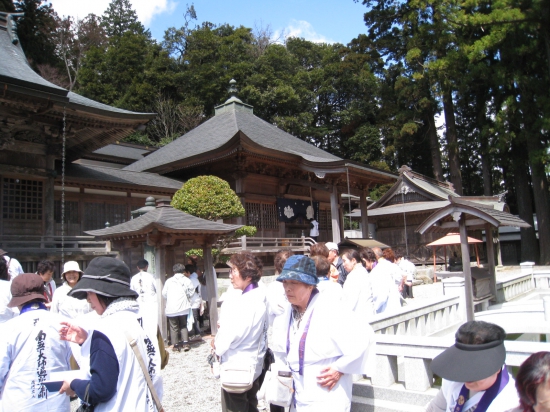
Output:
[219,321,266,394]
[75,383,94,412]
[124,331,164,412]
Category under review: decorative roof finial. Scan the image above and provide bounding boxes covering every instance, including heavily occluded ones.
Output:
[228,79,238,98]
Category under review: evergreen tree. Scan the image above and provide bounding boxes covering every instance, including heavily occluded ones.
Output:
[101,0,146,37]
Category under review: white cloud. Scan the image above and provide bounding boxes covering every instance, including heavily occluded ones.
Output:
[49,0,177,26]
[274,20,334,44]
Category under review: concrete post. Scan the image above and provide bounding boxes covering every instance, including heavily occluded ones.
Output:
[371,354,397,387]
[204,244,219,335]
[154,245,167,339]
[404,357,433,392]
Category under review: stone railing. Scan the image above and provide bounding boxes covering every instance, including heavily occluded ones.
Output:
[534,270,550,289]
[369,295,462,337]
[369,335,549,392]
[496,273,534,302]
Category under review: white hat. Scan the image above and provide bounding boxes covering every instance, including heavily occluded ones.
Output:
[325,242,339,252]
[62,261,83,276]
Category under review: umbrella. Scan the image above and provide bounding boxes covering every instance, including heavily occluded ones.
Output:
[426,233,483,278]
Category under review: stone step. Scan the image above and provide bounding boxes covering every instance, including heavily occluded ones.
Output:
[351,395,425,412]
[352,379,438,411]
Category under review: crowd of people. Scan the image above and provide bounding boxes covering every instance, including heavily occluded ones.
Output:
[0,243,547,412]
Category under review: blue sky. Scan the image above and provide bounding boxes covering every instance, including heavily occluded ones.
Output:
[49,0,370,45]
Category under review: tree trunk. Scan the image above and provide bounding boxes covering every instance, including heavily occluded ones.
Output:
[512,142,539,262]
[442,87,463,195]
[426,112,444,181]
[527,136,550,264]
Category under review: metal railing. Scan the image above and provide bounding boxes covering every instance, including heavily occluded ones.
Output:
[221,235,316,254]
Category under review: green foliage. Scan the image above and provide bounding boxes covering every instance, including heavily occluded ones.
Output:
[14,0,59,70]
[235,226,257,237]
[0,0,15,12]
[122,132,158,147]
[171,176,245,221]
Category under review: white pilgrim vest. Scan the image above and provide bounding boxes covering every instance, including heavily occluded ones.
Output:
[440,371,520,412]
[50,283,91,320]
[0,309,72,412]
[79,309,163,412]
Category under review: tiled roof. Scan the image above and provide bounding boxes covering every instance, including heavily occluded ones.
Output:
[92,144,154,161]
[64,164,183,190]
[86,204,242,238]
[0,17,153,119]
[124,108,341,172]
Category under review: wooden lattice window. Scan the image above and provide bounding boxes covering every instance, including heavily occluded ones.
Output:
[2,178,43,220]
[55,200,79,223]
[84,202,127,231]
[245,202,278,229]
[318,209,331,229]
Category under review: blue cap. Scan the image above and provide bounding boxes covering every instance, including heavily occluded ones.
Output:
[276,255,318,285]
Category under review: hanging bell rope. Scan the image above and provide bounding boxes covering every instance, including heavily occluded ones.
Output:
[61,106,66,266]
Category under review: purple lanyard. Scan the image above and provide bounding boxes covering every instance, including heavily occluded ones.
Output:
[286,289,318,376]
[242,282,258,294]
[454,367,510,412]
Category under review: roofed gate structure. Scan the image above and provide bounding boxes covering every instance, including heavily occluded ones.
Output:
[364,166,509,263]
[125,80,397,243]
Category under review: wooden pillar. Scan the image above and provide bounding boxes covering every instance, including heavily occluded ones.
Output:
[204,243,219,335]
[330,185,341,244]
[235,176,245,226]
[485,223,497,299]
[459,215,475,321]
[154,245,167,339]
[44,154,56,237]
[360,190,369,238]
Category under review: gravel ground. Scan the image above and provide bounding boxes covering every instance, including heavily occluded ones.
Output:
[161,335,221,411]
[71,333,221,412]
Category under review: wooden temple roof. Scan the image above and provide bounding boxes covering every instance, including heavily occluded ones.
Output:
[0,13,155,161]
[124,87,396,187]
[62,163,183,193]
[86,203,242,240]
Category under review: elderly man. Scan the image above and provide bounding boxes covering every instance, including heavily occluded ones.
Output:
[325,242,348,286]
[0,273,72,410]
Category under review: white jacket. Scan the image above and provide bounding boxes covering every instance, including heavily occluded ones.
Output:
[162,273,194,317]
[370,260,401,314]
[343,265,374,320]
[188,273,201,309]
[79,309,163,412]
[272,292,374,412]
[0,309,72,411]
[216,286,268,381]
[0,281,16,324]
[131,271,158,332]
[50,283,91,319]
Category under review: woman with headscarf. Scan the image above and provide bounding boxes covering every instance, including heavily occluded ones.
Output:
[51,261,90,319]
[272,255,374,411]
[426,320,519,412]
[58,256,163,411]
